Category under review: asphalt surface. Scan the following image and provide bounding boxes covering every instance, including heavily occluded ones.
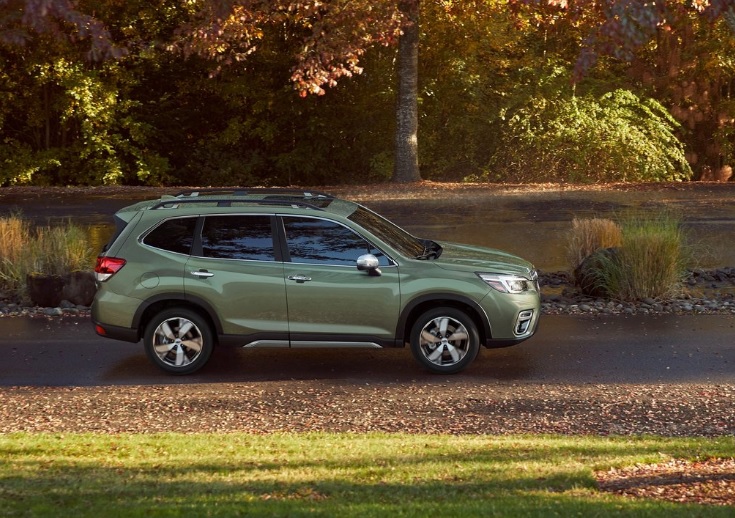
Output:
[2,314,733,387]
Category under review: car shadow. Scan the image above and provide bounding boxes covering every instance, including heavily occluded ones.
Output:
[96,346,537,386]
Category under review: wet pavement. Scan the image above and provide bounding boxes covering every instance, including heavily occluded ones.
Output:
[1,183,733,388]
[1,314,733,387]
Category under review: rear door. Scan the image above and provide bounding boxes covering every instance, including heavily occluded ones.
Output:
[184,214,289,342]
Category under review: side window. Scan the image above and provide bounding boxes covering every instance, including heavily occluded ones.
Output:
[283,217,381,266]
[143,217,197,255]
[201,215,274,261]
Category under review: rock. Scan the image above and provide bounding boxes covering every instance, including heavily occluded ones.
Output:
[26,271,96,307]
[61,271,97,306]
[26,274,65,307]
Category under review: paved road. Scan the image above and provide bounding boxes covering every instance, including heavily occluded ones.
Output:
[1,314,733,387]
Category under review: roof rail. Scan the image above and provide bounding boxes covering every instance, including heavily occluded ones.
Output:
[174,188,335,199]
[150,197,327,211]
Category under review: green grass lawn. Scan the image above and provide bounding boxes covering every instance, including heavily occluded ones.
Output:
[1,433,732,517]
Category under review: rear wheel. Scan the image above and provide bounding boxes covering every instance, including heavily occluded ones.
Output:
[144,308,214,375]
[410,307,480,374]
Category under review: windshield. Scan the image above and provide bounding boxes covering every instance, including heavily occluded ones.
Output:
[348,205,425,258]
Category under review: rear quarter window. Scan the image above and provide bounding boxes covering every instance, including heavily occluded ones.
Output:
[143,217,197,255]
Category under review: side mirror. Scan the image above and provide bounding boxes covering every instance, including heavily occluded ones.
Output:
[356,254,382,276]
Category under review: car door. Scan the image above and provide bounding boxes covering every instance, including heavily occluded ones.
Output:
[279,215,401,346]
[184,214,289,343]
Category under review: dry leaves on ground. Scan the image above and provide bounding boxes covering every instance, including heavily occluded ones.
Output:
[596,458,735,506]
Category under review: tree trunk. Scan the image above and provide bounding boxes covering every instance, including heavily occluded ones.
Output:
[392,0,421,183]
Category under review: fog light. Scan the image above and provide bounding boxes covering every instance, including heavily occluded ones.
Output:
[515,310,534,336]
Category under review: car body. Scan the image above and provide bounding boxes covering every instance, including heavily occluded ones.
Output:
[92,189,540,374]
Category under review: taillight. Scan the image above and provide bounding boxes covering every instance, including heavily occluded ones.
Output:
[95,256,126,282]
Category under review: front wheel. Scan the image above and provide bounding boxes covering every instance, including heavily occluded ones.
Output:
[144,308,214,375]
[410,308,480,374]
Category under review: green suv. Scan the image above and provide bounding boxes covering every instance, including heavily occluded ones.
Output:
[92,189,540,375]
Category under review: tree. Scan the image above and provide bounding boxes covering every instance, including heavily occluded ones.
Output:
[515,0,735,176]
[0,0,176,185]
[177,1,422,182]
[6,1,735,186]
[393,0,420,183]
[516,0,735,80]
[0,0,125,59]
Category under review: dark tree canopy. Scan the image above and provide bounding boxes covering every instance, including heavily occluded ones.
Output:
[1,1,735,186]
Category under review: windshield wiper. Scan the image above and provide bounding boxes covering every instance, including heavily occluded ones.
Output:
[416,240,442,260]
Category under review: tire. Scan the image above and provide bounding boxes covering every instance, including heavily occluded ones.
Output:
[410,307,480,374]
[144,308,214,375]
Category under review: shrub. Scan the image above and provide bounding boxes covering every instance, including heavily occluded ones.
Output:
[568,213,688,301]
[486,76,693,183]
[0,215,93,300]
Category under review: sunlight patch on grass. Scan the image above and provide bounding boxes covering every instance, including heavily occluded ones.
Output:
[1,433,732,517]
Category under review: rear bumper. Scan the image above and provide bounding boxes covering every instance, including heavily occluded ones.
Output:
[92,320,140,343]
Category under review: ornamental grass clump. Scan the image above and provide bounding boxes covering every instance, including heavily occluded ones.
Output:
[0,215,32,295]
[569,212,688,301]
[567,217,622,272]
[28,224,92,277]
[606,213,688,300]
[0,215,93,299]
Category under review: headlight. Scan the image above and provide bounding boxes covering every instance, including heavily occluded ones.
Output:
[477,273,538,294]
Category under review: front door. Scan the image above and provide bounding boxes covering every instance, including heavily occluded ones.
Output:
[280,216,401,346]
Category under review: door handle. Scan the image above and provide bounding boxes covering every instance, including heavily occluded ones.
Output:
[191,270,214,278]
[287,275,312,283]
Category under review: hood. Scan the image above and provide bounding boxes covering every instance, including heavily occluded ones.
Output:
[433,242,536,276]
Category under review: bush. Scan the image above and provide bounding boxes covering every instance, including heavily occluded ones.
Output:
[0,215,32,295]
[0,215,93,300]
[485,75,693,183]
[568,213,688,301]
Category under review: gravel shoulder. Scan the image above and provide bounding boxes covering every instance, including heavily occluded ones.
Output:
[2,381,733,436]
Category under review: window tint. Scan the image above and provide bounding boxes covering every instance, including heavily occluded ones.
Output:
[201,215,274,261]
[143,217,196,255]
[283,217,383,266]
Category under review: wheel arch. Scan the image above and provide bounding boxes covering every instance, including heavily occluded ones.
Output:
[397,294,491,346]
[132,293,222,343]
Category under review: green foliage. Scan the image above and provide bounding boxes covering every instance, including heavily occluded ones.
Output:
[417,1,555,181]
[0,215,93,299]
[483,72,693,183]
[1,1,732,186]
[0,53,172,185]
[570,213,689,301]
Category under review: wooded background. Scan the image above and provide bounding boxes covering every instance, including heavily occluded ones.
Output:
[1,0,734,186]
